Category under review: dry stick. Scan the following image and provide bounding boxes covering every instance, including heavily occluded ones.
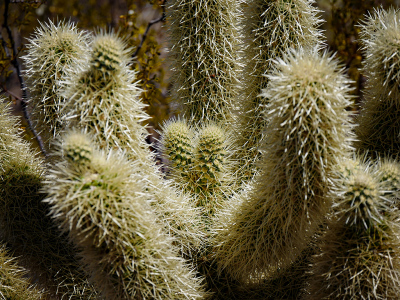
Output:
[132,6,166,58]
[2,0,48,158]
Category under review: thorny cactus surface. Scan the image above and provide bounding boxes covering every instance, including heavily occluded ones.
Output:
[356,7,400,159]
[166,0,241,124]
[0,101,96,299]
[307,166,400,299]
[44,131,206,300]
[22,20,90,152]
[214,48,354,282]
[231,0,323,182]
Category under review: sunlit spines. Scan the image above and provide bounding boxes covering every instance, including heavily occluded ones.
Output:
[355,8,400,159]
[0,245,45,299]
[191,123,232,217]
[231,0,323,182]
[166,0,242,124]
[160,118,195,175]
[44,132,206,299]
[22,20,90,152]
[307,166,400,299]
[214,48,354,281]
[61,31,149,159]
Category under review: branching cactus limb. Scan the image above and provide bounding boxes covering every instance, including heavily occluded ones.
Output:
[61,31,203,258]
[44,131,206,299]
[355,8,400,159]
[61,31,149,159]
[213,48,354,282]
[166,0,242,124]
[231,0,323,182]
[22,20,90,152]
[0,102,97,299]
[307,166,400,299]
[0,244,46,300]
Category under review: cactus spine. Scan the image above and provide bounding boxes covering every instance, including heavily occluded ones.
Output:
[214,48,354,281]
[307,166,400,299]
[166,0,241,124]
[231,0,322,182]
[44,131,205,299]
[0,101,96,299]
[22,20,90,152]
[0,245,45,299]
[356,8,400,159]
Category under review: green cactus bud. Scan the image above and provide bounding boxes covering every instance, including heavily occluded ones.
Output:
[0,244,45,299]
[356,8,400,159]
[191,124,232,217]
[213,48,354,282]
[231,0,323,183]
[44,133,205,299]
[166,0,241,123]
[160,118,195,175]
[375,157,400,206]
[61,31,149,159]
[22,20,90,152]
[0,101,97,299]
[307,167,400,299]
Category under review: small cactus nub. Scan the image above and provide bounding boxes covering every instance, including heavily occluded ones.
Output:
[61,31,149,159]
[161,118,195,175]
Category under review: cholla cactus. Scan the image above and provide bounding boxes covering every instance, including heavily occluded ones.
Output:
[375,157,400,206]
[0,102,96,299]
[0,245,45,299]
[356,8,400,159]
[161,118,195,175]
[61,31,149,158]
[213,48,354,281]
[307,167,400,299]
[44,131,205,299]
[231,0,323,181]
[166,0,241,124]
[60,31,203,257]
[22,20,90,152]
[191,124,232,217]
[161,121,233,218]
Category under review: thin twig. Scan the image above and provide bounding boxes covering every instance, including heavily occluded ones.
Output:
[2,0,48,158]
[132,5,166,58]
[0,86,22,101]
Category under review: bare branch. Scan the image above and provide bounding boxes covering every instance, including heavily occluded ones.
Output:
[2,0,48,158]
[132,4,166,58]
